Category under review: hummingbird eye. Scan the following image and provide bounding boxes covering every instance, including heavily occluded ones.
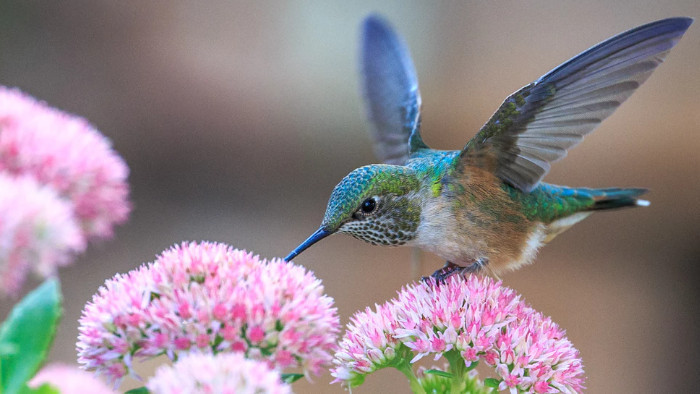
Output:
[359,197,378,215]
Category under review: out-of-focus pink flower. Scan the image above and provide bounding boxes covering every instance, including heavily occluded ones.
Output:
[332,275,585,393]
[77,242,339,386]
[0,174,85,297]
[147,352,291,394]
[0,86,130,239]
[29,363,115,394]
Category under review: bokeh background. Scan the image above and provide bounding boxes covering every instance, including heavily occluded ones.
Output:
[1,1,698,393]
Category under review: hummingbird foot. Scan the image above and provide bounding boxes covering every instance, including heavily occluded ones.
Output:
[423,259,489,284]
[423,261,463,284]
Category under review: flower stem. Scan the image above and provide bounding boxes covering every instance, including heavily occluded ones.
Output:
[444,349,468,394]
[390,345,427,394]
[395,361,426,394]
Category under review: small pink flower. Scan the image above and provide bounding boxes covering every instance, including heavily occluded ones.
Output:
[332,275,585,392]
[77,242,339,386]
[146,353,290,394]
[249,325,266,343]
[0,86,130,239]
[534,380,552,393]
[0,174,85,297]
[29,363,115,394]
[331,303,403,384]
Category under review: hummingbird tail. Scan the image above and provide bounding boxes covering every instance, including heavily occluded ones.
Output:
[541,187,649,243]
[587,187,650,211]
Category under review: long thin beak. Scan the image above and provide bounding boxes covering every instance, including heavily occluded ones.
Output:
[284,228,332,261]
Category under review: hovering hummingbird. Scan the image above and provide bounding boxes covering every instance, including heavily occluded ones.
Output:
[284,15,692,280]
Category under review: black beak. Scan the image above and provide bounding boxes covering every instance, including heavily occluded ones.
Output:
[284,228,332,261]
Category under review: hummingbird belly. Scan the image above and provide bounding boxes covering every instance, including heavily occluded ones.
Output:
[413,172,545,275]
[414,197,488,265]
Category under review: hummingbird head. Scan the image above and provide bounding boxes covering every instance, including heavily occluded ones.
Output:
[285,164,422,261]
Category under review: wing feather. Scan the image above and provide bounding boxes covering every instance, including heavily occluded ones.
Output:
[459,17,692,191]
[360,15,427,165]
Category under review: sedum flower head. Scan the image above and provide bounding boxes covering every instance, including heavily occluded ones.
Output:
[146,352,291,394]
[332,275,585,393]
[332,303,403,386]
[77,242,339,386]
[0,86,130,239]
[0,174,85,297]
[29,363,116,394]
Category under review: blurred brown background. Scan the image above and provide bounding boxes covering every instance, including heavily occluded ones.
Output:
[1,1,698,393]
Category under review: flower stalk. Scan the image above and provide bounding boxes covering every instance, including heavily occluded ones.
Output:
[390,344,426,394]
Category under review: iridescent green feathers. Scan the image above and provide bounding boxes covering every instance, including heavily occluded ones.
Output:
[321,165,420,231]
[508,184,649,223]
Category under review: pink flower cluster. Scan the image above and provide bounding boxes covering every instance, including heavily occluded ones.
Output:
[0,174,86,296]
[332,275,585,393]
[0,87,130,239]
[77,242,340,386]
[333,303,403,379]
[146,353,291,394]
[0,86,130,296]
[29,363,115,394]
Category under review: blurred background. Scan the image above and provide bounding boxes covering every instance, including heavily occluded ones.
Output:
[1,1,698,392]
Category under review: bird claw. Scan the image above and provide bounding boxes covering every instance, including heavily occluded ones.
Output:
[423,261,463,285]
[423,259,490,285]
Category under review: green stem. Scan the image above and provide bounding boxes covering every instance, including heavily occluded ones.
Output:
[444,349,468,394]
[395,360,426,394]
[389,345,427,394]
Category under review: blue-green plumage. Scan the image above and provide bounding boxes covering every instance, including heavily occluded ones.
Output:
[284,15,692,278]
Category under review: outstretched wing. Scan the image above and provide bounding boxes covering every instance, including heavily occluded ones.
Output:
[459,17,693,192]
[360,14,428,165]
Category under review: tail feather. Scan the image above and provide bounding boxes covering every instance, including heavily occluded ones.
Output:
[542,187,648,243]
[587,187,649,211]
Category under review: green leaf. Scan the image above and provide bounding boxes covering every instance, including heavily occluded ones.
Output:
[0,279,62,394]
[125,387,150,394]
[280,373,304,384]
[424,369,453,379]
[484,377,501,388]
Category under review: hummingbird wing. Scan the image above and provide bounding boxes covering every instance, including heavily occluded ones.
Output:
[360,14,428,166]
[458,17,693,192]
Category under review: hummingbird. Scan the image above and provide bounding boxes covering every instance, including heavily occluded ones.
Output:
[284,15,692,280]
